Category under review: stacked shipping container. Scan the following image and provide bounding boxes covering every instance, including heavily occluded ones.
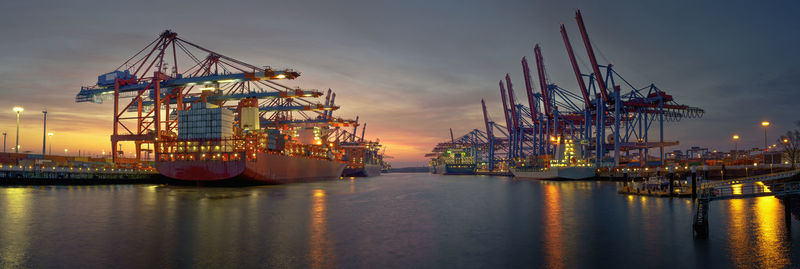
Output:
[178,104,234,140]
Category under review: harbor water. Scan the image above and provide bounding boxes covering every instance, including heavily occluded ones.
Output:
[1,173,799,268]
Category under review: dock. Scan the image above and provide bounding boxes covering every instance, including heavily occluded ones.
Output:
[476,170,513,176]
[0,166,161,185]
[617,185,692,197]
[692,169,800,238]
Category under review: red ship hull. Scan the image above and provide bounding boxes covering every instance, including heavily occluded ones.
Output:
[155,152,346,184]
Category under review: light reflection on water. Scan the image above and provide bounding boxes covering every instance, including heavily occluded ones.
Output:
[543,184,564,269]
[0,175,799,268]
[721,196,792,268]
[754,197,789,267]
[726,198,748,267]
[310,189,333,269]
[0,188,31,267]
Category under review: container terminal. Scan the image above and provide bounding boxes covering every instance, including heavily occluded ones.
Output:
[427,9,710,180]
[4,30,389,185]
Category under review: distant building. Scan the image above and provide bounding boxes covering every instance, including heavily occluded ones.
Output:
[686,147,709,159]
[763,152,782,164]
[667,150,683,160]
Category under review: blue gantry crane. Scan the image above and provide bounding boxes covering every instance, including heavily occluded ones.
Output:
[433,9,704,173]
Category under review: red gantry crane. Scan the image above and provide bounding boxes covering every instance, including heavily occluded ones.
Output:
[76,30,357,166]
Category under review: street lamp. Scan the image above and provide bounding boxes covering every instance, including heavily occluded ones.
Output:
[2,131,5,153]
[762,121,770,149]
[733,134,740,161]
[42,109,47,156]
[13,106,23,154]
[64,148,68,156]
[47,132,53,155]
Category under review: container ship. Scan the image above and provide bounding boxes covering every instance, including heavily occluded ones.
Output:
[511,138,595,180]
[428,146,477,175]
[73,30,365,185]
[154,99,347,184]
[341,141,383,177]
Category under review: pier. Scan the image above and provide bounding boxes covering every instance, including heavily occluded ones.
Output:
[692,169,800,238]
[0,166,159,185]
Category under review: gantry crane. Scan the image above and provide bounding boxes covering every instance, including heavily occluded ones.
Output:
[76,30,357,165]
[439,9,705,172]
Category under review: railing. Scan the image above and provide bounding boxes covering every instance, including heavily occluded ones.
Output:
[0,165,153,174]
[693,169,800,238]
[155,136,342,162]
[443,157,476,165]
[702,181,800,201]
[156,138,246,162]
[700,169,800,189]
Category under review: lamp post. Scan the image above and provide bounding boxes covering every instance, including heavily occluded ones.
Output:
[42,109,47,156]
[784,138,792,167]
[2,131,5,153]
[13,106,24,153]
[733,134,739,161]
[762,121,770,149]
[762,121,771,172]
[64,148,68,156]
[47,132,53,155]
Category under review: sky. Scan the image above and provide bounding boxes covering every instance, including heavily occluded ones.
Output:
[0,0,798,167]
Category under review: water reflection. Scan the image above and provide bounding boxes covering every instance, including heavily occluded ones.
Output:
[725,197,791,268]
[543,184,564,269]
[309,189,333,269]
[1,175,800,268]
[0,188,31,267]
[726,199,747,268]
[754,197,789,267]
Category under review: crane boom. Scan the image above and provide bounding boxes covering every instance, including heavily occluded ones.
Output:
[499,81,513,135]
[324,89,331,107]
[361,123,366,142]
[505,74,519,130]
[328,93,336,117]
[521,57,539,124]
[575,9,610,103]
[481,99,493,139]
[534,44,551,118]
[352,116,358,142]
[560,24,592,108]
